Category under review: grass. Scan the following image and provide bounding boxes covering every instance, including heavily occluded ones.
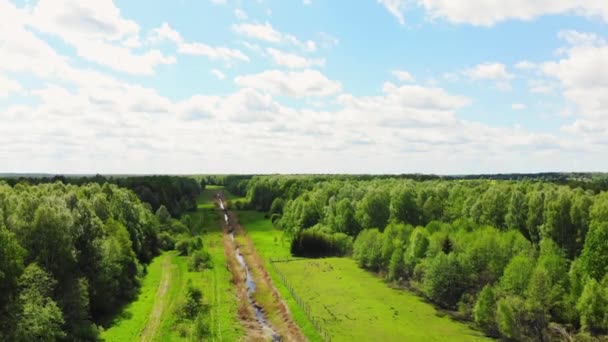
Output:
[101,253,168,341]
[237,210,493,342]
[102,189,242,341]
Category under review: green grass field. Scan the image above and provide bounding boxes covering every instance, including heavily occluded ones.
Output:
[102,189,242,341]
[237,211,492,342]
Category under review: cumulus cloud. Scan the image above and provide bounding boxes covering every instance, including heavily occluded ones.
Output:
[266,48,325,68]
[233,22,317,51]
[0,74,23,97]
[463,62,513,89]
[234,69,341,98]
[150,22,249,63]
[392,70,415,82]
[25,0,175,75]
[418,0,608,26]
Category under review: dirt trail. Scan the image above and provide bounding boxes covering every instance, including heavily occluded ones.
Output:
[216,193,307,342]
[140,256,171,342]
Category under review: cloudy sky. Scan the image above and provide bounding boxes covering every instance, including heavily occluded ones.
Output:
[1,0,607,174]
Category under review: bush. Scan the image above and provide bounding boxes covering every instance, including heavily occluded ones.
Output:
[291,230,353,257]
[189,250,213,272]
[175,240,190,256]
[158,232,175,250]
[191,313,210,340]
[177,284,203,320]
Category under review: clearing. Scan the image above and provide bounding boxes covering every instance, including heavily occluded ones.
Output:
[237,210,493,342]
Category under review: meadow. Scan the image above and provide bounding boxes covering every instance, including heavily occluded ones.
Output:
[236,210,489,342]
[102,189,242,341]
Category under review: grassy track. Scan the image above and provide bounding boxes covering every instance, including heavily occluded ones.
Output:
[238,210,492,342]
[102,189,242,341]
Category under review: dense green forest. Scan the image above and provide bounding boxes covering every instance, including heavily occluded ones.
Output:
[240,175,608,340]
[0,178,211,341]
[1,175,203,217]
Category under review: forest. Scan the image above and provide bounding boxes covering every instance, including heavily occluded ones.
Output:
[2,173,608,341]
[240,175,608,341]
[0,177,213,341]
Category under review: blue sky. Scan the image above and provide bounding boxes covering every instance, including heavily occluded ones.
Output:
[1,0,607,174]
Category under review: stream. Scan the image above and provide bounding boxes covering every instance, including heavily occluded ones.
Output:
[218,194,281,341]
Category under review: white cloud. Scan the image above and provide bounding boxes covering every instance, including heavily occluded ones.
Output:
[377,0,408,25]
[418,0,608,26]
[234,69,341,98]
[392,70,415,82]
[233,22,317,51]
[0,74,22,97]
[151,22,249,63]
[558,29,606,47]
[266,48,325,68]
[303,0,312,5]
[512,103,527,110]
[464,63,513,81]
[463,62,513,89]
[26,0,175,75]
[515,60,537,70]
[542,35,608,119]
[211,69,226,80]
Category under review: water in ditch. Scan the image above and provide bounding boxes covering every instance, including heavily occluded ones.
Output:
[218,195,281,341]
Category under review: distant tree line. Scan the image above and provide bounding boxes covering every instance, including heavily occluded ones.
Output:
[242,175,608,340]
[1,175,203,217]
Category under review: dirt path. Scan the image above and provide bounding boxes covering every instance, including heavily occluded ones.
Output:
[140,256,171,342]
[228,210,307,342]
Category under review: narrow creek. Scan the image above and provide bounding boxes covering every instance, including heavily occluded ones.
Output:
[218,194,281,342]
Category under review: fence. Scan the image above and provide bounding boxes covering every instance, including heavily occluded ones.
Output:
[269,258,332,342]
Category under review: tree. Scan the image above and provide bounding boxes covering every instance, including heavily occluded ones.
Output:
[334,198,360,235]
[390,184,419,225]
[576,278,607,333]
[496,296,526,341]
[423,253,468,309]
[387,246,405,281]
[356,190,390,230]
[474,285,497,334]
[0,226,25,310]
[580,221,608,281]
[505,189,528,238]
[526,191,544,244]
[404,228,429,275]
[500,254,535,295]
[14,264,65,342]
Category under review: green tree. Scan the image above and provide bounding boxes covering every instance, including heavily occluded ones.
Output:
[14,264,65,342]
[390,184,419,225]
[387,246,405,281]
[423,253,468,309]
[474,285,497,334]
[356,190,390,230]
[576,278,607,333]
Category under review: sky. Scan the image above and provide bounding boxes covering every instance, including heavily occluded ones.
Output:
[1,0,607,174]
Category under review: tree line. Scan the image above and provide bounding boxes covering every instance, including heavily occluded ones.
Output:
[242,175,608,340]
[1,175,203,217]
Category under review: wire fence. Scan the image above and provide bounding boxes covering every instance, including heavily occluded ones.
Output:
[269,258,332,342]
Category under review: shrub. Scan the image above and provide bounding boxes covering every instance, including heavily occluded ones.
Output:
[158,232,175,250]
[189,250,213,272]
[291,230,353,257]
[175,240,190,256]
